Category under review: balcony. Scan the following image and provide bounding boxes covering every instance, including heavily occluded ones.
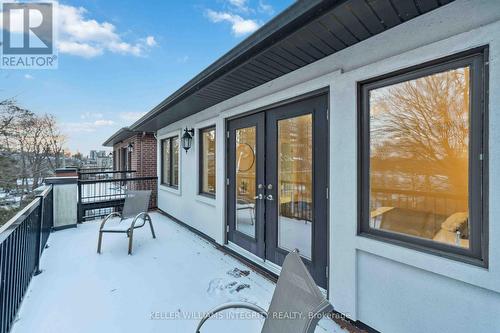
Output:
[0,171,344,333]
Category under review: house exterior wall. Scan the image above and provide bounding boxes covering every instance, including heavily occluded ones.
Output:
[155,1,500,332]
[113,133,157,177]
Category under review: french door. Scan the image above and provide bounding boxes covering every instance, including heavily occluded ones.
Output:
[227,94,329,288]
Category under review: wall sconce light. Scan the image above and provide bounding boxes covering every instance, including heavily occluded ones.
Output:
[127,142,134,153]
[182,127,195,153]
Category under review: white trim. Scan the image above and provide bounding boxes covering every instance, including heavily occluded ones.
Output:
[215,115,227,245]
[195,194,216,207]
[157,129,182,196]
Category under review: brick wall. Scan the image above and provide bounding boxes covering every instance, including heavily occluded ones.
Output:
[112,133,157,177]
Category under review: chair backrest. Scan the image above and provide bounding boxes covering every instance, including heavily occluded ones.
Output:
[261,251,333,333]
[122,190,151,219]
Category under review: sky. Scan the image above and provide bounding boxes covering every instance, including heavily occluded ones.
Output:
[0,0,292,155]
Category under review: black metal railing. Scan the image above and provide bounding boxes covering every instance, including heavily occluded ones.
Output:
[0,185,53,333]
[279,181,312,222]
[39,186,53,251]
[77,176,157,222]
[78,170,136,181]
[371,187,467,217]
[78,167,113,173]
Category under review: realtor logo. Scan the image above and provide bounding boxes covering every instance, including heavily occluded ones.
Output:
[1,2,57,69]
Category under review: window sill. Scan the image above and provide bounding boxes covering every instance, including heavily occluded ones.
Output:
[196,193,216,207]
[357,231,487,268]
[159,184,181,196]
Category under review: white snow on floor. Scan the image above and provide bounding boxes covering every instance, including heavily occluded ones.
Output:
[12,212,345,333]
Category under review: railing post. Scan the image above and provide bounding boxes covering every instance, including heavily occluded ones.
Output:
[33,192,45,276]
[77,181,83,223]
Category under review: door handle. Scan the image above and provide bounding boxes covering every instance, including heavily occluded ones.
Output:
[254,194,264,200]
[266,195,274,201]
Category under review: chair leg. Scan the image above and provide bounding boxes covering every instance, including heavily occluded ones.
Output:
[128,229,134,255]
[148,218,156,239]
[97,231,103,254]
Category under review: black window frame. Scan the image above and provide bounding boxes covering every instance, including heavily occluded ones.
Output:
[120,147,127,171]
[198,126,216,197]
[358,46,489,266]
[161,136,179,189]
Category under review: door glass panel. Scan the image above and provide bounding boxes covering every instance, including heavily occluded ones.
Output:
[235,126,257,238]
[278,114,313,259]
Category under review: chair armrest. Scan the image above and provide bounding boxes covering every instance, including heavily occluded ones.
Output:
[195,302,267,333]
[130,212,150,229]
[100,212,121,230]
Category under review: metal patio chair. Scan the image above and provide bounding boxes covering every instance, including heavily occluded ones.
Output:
[196,250,333,333]
[97,190,156,255]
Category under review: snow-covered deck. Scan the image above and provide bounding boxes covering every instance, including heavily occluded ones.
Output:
[12,212,343,333]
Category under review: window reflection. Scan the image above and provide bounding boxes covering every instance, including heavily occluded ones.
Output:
[172,137,179,187]
[369,67,470,248]
[235,127,257,238]
[161,136,179,188]
[201,128,216,195]
[162,139,170,186]
[278,114,313,258]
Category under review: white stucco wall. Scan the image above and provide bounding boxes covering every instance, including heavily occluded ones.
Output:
[156,1,500,331]
[157,119,222,243]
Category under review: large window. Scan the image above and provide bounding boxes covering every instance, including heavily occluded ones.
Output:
[359,48,487,264]
[161,136,179,188]
[199,126,216,196]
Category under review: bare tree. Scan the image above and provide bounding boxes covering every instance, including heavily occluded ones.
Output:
[43,114,67,171]
[0,99,33,150]
[370,67,469,194]
[1,100,67,191]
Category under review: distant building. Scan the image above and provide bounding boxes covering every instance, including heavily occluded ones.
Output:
[89,150,97,160]
[84,150,112,169]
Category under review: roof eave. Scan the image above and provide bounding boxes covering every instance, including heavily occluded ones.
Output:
[129,0,342,132]
[102,127,134,147]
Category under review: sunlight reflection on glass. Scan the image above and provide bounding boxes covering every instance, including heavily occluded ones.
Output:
[369,67,470,248]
